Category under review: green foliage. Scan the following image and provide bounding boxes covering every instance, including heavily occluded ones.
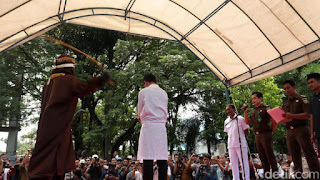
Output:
[17,129,36,155]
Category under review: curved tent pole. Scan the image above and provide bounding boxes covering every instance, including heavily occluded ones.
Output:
[42,35,115,87]
[0,7,229,86]
[1,6,320,87]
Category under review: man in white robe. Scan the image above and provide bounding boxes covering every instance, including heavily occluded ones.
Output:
[137,73,168,180]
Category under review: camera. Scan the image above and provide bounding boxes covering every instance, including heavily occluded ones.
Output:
[74,168,82,178]
[199,164,208,175]
[178,156,184,163]
[105,173,114,180]
[109,162,116,167]
[175,174,182,180]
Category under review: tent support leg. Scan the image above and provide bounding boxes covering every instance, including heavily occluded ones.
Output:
[225,85,230,104]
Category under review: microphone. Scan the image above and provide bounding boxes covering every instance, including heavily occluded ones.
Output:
[240,104,249,112]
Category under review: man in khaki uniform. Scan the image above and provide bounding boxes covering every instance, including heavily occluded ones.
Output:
[244,92,278,178]
[282,80,320,179]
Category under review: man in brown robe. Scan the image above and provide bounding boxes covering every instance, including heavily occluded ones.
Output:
[28,55,109,180]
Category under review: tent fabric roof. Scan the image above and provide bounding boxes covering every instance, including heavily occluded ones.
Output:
[1,0,320,87]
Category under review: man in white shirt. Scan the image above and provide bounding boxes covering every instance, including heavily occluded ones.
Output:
[224,104,250,180]
[137,74,168,180]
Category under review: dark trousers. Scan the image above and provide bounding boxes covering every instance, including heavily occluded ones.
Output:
[30,170,64,180]
[317,137,320,155]
[286,126,320,176]
[143,160,168,180]
[255,132,278,176]
[30,175,64,180]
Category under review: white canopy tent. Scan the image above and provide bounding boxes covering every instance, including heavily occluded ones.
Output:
[0,0,319,87]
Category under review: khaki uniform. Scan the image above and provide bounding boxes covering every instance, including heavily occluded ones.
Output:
[249,104,277,175]
[282,94,320,175]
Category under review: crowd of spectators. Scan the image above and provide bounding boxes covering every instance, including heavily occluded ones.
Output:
[1,150,312,180]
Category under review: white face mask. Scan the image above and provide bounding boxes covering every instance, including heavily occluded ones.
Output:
[103,165,109,169]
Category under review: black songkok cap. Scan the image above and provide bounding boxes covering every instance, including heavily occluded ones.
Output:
[307,73,320,81]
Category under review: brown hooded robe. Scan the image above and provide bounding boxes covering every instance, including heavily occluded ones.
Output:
[29,68,104,179]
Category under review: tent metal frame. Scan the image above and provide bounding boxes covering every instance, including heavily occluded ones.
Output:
[0,1,319,88]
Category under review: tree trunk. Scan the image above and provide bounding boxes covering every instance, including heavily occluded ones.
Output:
[111,120,138,158]
[206,138,211,155]
[6,73,23,156]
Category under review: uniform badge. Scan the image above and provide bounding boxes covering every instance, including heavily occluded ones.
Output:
[258,112,262,122]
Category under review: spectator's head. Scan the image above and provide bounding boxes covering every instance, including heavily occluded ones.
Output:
[116,158,122,165]
[283,80,296,97]
[286,154,292,162]
[191,153,198,161]
[143,73,157,87]
[111,158,117,164]
[252,92,263,107]
[99,158,105,165]
[122,159,129,166]
[92,154,99,164]
[199,154,204,164]
[15,156,22,164]
[109,162,116,171]
[85,158,91,165]
[137,162,143,171]
[275,154,282,163]
[307,73,320,92]
[226,104,236,117]
[178,155,186,164]
[251,154,257,159]
[203,153,211,165]
[80,159,86,168]
[182,154,189,162]
[211,155,219,164]
[75,160,80,167]
[174,154,179,163]
[130,161,135,170]
[219,154,226,164]
[1,154,7,161]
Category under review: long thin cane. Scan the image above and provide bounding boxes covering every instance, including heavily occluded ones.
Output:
[42,34,115,87]
[247,145,260,179]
